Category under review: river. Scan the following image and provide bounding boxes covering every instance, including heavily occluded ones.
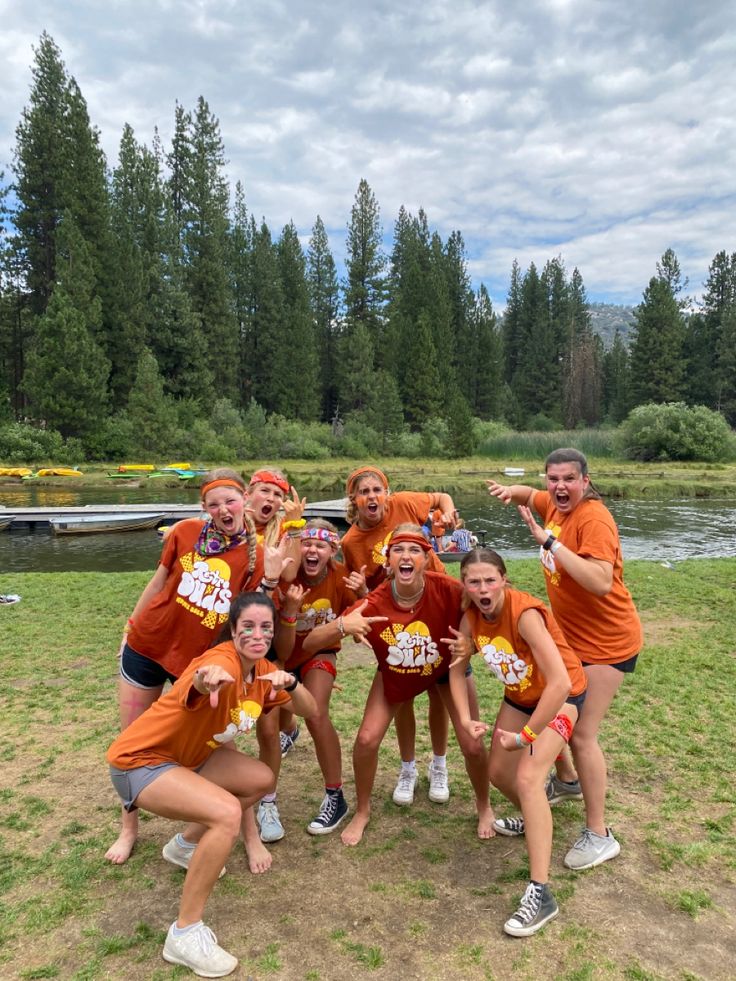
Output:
[0,483,733,573]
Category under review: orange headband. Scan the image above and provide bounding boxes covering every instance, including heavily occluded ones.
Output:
[346,466,389,496]
[388,531,432,553]
[200,478,244,499]
[249,470,290,494]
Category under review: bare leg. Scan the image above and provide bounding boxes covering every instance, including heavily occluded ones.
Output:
[570,665,625,836]
[137,751,272,923]
[303,659,341,785]
[341,674,396,846]
[438,683,495,839]
[242,805,272,873]
[427,685,449,756]
[256,707,282,787]
[105,678,163,864]
[393,699,416,763]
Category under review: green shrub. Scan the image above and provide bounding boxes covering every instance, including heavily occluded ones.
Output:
[0,422,79,464]
[616,403,735,462]
[82,414,135,461]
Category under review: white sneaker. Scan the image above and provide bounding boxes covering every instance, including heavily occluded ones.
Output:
[257,800,285,842]
[162,836,226,878]
[427,761,450,803]
[392,768,418,806]
[163,921,237,977]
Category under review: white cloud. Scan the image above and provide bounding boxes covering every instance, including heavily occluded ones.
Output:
[1,0,735,306]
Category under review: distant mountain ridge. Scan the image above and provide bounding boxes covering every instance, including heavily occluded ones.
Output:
[589,302,636,348]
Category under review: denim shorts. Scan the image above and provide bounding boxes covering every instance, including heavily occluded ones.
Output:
[120,643,177,689]
[503,689,587,717]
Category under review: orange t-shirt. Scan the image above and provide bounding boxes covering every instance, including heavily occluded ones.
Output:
[465,588,587,708]
[284,562,358,671]
[107,643,290,770]
[532,491,643,664]
[127,519,264,678]
[343,571,463,703]
[341,492,445,589]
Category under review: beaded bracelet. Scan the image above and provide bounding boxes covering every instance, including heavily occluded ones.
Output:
[279,615,297,626]
[337,616,346,638]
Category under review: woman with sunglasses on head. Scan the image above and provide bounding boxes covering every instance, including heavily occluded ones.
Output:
[304,524,494,847]
[107,592,316,978]
[487,448,642,871]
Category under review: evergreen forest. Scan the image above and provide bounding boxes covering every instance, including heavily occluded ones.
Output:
[1,34,735,462]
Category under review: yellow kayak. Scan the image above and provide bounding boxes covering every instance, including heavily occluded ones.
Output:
[117,464,155,472]
[35,467,84,477]
[0,467,33,477]
[164,461,191,470]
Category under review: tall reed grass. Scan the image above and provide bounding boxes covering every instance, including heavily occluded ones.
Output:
[475,428,616,460]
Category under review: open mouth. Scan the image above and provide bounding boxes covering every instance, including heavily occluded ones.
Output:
[260,504,273,519]
[218,514,236,532]
[479,596,492,609]
[397,562,416,581]
[554,491,570,509]
[304,555,321,575]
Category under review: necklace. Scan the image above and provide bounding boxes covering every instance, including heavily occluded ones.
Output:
[391,579,424,608]
[303,566,328,588]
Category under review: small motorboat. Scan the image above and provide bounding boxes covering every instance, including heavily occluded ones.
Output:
[0,514,17,531]
[50,512,165,535]
[503,467,526,477]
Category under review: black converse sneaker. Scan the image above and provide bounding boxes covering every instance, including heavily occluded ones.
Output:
[306,790,349,836]
[504,881,559,937]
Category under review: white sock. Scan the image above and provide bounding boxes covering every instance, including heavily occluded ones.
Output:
[432,755,447,769]
[401,760,417,774]
[172,919,202,936]
[261,793,277,804]
[175,833,195,850]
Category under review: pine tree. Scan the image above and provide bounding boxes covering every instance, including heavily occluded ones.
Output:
[126,348,178,453]
[172,97,238,399]
[473,285,504,419]
[307,216,339,419]
[343,178,386,338]
[629,251,687,406]
[228,182,252,408]
[563,267,601,426]
[400,311,442,426]
[248,222,288,414]
[360,369,404,452]
[336,321,375,416]
[445,386,475,457]
[502,260,523,385]
[22,215,110,439]
[277,221,320,420]
[603,329,631,422]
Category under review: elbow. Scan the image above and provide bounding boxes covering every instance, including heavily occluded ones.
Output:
[592,581,613,598]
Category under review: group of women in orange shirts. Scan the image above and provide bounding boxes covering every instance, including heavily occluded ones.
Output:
[105,449,642,976]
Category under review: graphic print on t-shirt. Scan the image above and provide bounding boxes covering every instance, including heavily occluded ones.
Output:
[297,597,337,633]
[476,632,533,692]
[540,520,562,585]
[176,553,234,629]
[207,698,263,748]
[380,620,442,675]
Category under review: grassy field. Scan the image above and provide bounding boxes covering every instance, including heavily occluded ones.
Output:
[1,560,735,980]
[6,456,736,499]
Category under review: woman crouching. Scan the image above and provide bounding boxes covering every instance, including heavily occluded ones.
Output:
[106,592,316,978]
[449,549,587,938]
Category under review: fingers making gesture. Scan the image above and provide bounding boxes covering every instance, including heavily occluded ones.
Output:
[193,665,235,707]
[341,600,389,647]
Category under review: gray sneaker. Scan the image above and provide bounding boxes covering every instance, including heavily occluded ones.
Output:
[504,881,559,937]
[257,801,285,843]
[545,774,583,804]
[493,816,525,837]
[564,827,620,870]
[163,921,237,977]
[392,768,418,806]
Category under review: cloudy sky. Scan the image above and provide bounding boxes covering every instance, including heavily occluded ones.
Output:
[1,0,734,307]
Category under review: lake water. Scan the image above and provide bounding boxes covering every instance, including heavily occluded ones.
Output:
[1,483,734,573]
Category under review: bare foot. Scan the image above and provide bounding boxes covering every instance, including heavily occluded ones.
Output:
[477,803,497,840]
[105,829,137,864]
[341,812,370,846]
[244,837,273,874]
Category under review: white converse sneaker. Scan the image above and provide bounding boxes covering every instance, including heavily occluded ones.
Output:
[392,768,418,806]
[163,921,237,977]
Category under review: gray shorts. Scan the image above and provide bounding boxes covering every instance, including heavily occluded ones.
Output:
[109,762,180,812]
